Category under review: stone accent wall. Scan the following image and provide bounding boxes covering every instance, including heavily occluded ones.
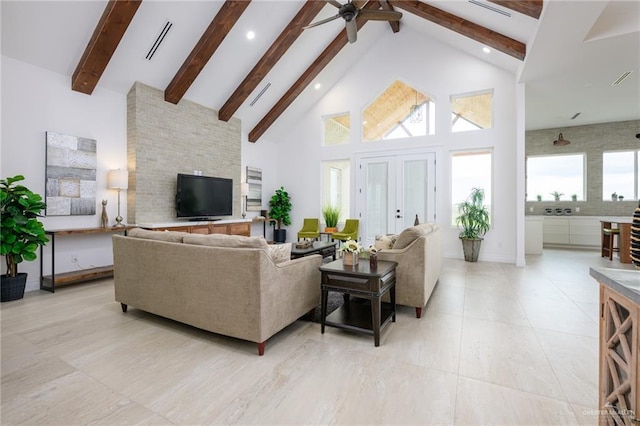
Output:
[127,82,241,224]
[526,120,639,217]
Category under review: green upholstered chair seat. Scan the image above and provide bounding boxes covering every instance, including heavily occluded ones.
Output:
[297,218,320,240]
[331,219,359,242]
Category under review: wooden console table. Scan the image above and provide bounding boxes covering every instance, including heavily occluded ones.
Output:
[40,226,132,293]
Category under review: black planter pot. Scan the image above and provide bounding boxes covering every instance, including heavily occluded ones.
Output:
[1,273,27,302]
[274,229,287,243]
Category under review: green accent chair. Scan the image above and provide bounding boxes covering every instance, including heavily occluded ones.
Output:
[297,218,320,241]
[331,219,359,242]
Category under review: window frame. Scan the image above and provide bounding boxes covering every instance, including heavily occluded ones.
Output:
[450,149,494,227]
[526,153,587,202]
[602,149,639,201]
[322,112,351,146]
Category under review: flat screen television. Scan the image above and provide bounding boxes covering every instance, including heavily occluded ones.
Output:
[176,173,233,219]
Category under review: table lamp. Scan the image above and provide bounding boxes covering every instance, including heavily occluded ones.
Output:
[108,169,128,227]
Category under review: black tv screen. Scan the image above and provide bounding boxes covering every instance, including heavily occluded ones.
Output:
[176,174,233,219]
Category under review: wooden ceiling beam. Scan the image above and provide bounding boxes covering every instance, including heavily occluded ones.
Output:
[488,0,542,19]
[379,0,400,33]
[71,0,142,95]
[164,1,251,104]
[218,0,325,122]
[389,0,526,61]
[249,1,380,142]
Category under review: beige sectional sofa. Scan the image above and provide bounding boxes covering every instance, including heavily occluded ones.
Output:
[375,223,443,318]
[113,228,321,355]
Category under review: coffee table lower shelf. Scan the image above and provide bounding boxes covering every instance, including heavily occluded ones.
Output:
[324,301,395,336]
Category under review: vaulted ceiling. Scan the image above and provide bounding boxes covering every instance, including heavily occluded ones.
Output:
[2,0,639,142]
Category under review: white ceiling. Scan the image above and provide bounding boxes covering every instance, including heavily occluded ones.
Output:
[2,0,639,137]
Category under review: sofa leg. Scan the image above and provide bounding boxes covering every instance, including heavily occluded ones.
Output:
[121,303,128,313]
[257,341,266,356]
[415,307,422,319]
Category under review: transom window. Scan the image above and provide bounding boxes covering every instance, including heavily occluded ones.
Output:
[323,113,350,146]
[451,90,493,132]
[362,80,435,142]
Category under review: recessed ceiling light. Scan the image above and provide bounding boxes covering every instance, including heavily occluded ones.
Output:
[482,46,491,54]
[246,31,255,40]
[314,83,321,90]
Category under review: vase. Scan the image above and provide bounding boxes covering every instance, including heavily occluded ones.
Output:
[343,252,359,266]
[369,254,378,269]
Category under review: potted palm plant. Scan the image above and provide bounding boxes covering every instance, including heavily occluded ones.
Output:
[1,175,49,301]
[456,187,490,262]
[269,186,292,243]
[322,204,340,233]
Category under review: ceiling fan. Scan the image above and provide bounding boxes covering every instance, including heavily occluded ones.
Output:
[304,0,402,44]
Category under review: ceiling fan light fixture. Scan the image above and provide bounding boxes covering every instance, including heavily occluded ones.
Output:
[553,133,570,146]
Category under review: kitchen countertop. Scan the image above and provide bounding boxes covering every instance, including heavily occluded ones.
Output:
[590,267,640,305]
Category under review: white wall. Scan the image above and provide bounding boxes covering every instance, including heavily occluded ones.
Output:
[1,56,127,291]
[271,27,520,263]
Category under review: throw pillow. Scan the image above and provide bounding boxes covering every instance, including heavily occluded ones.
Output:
[128,227,188,243]
[267,243,292,264]
[392,223,436,249]
[374,234,395,250]
[183,233,268,249]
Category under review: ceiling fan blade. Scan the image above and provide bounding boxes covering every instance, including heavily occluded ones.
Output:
[303,13,341,29]
[327,0,343,8]
[358,9,402,21]
[346,19,357,43]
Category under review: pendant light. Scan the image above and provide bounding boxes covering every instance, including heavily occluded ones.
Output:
[409,90,422,123]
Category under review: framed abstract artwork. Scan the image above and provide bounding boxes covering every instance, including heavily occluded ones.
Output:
[246,166,262,212]
[45,131,97,216]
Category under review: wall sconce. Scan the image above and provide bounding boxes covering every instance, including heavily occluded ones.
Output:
[553,133,570,146]
[108,169,128,227]
[241,182,249,219]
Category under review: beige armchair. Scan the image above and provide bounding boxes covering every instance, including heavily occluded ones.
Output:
[376,223,442,318]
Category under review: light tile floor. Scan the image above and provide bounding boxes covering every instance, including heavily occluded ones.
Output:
[1,248,635,425]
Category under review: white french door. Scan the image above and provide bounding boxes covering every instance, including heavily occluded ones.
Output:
[357,151,436,247]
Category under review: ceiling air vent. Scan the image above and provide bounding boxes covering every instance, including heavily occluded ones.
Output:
[612,71,632,86]
[571,112,581,120]
[468,0,511,17]
[249,83,271,107]
[146,21,173,60]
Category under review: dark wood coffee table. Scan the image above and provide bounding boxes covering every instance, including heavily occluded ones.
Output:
[291,241,336,260]
[318,259,397,346]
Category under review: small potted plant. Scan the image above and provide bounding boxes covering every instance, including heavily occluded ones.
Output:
[571,194,578,202]
[268,187,291,243]
[322,204,340,233]
[611,192,618,201]
[536,194,542,202]
[338,238,363,266]
[1,175,49,302]
[456,188,490,262]
[550,191,563,201]
[618,195,624,201]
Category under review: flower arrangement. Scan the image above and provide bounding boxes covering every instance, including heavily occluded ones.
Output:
[338,238,363,254]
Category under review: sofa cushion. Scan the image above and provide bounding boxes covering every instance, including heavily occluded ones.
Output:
[374,234,397,250]
[128,227,189,243]
[267,243,292,264]
[392,223,436,250]
[183,233,269,249]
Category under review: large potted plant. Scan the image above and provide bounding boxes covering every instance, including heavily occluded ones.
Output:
[456,187,490,262]
[1,175,49,301]
[322,204,340,233]
[269,186,291,243]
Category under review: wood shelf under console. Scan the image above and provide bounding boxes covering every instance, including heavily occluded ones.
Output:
[40,226,133,293]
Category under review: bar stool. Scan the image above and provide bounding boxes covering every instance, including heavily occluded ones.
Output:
[601,223,620,260]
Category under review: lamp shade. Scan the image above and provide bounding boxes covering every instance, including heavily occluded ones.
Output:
[108,169,129,190]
